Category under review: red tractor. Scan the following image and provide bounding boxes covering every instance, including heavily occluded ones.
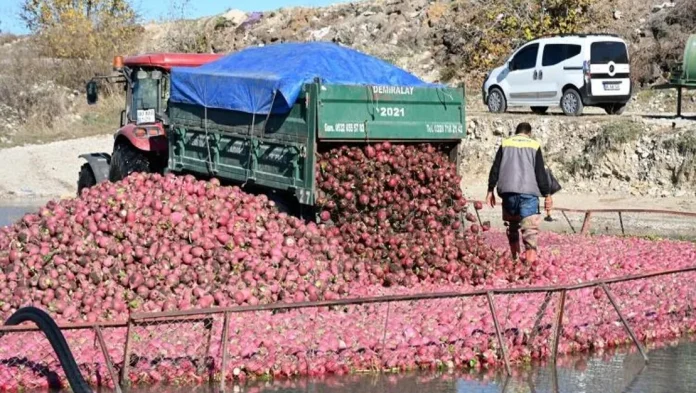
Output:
[79,53,222,194]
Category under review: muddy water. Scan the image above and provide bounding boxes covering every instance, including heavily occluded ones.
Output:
[111,340,696,393]
[0,204,41,227]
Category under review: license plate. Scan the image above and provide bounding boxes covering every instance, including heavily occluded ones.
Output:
[137,109,155,124]
[603,83,620,91]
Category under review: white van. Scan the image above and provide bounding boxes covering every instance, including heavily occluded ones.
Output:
[482,34,632,116]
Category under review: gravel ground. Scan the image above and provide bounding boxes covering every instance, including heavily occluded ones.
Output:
[0,134,113,202]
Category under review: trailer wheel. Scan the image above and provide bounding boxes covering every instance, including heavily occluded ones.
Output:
[77,163,96,196]
[109,141,151,182]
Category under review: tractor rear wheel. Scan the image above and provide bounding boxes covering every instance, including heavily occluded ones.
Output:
[108,142,152,182]
[77,163,96,196]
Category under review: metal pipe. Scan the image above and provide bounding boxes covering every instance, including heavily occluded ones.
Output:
[500,374,511,393]
[487,292,512,376]
[120,319,134,386]
[0,320,127,333]
[551,361,560,393]
[4,264,692,337]
[601,283,649,363]
[469,199,696,218]
[551,290,566,364]
[94,326,122,393]
[677,86,683,118]
[580,212,593,235]
[380,303,391,362]
[561,211,576,234]
[129,265,696,321]
[201,317,215,377]
[219,312,231,393]
[124,316,212,326]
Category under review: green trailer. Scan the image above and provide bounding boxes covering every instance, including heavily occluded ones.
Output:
[167,81,466,207]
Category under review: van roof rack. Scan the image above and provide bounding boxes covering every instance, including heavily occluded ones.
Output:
[531,33,621,40]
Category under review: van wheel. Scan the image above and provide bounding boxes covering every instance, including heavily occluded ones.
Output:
[531,106,548,115]
[487,88,507,113]
[604,103,626,115]
[560,89,584,116]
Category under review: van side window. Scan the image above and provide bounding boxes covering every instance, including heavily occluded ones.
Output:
[510,43,539,71]
[542,44,582,67]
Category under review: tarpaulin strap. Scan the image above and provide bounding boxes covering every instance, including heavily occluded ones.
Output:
[204,105,215,174]
[261,90,278,140]
[364,86,375,143]
[437,87,454,106]
[243,111,257,185]
[366,85,376,118]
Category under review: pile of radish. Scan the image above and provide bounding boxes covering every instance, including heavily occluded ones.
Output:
[0,144,510,322]
[316,143,518,286]
[0,142,695,389]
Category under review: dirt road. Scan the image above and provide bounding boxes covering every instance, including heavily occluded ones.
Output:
[0,134,112,202]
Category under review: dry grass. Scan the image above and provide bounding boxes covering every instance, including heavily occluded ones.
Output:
[0,34,20,46]
[0,38,123,148]
[6,95,123,147]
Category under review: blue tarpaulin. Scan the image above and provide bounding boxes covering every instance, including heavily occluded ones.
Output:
[169,42,433,115]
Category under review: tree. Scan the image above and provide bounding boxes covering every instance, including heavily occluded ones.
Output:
[464,0,596,70]
[20,0,140,59]
[21,0,137,32]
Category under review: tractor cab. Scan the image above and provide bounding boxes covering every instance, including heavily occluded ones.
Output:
[79,53,222,194]
[86,53,222,128]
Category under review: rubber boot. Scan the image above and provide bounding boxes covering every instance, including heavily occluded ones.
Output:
[525,248,538,264]
[510,242,521,260]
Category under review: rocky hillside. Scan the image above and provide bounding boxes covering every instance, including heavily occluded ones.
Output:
[144,0,694,87]
[460,113,696,198]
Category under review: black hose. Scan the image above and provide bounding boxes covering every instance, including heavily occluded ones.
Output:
[4,307,92,393]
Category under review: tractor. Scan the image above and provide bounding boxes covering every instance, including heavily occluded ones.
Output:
[79,53,222,194]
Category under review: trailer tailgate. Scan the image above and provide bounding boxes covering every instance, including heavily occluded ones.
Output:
[317,84,465,141]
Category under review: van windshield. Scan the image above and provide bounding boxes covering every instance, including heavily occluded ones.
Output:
[590,42,628,64]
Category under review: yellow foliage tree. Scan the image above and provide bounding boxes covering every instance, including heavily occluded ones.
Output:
[466,0,595,71]
[20,0,139,60]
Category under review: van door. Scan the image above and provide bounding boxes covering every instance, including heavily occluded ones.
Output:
[504,43,540,106]
[538,43,583,104]
[589,41,631,97]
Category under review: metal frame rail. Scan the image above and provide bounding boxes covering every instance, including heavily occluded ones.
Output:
[1,264,694,390]
[471,202,696,236]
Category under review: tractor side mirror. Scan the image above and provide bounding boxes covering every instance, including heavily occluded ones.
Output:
[86,80,98,105]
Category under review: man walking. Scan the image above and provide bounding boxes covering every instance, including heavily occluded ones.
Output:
[486,122,552,263]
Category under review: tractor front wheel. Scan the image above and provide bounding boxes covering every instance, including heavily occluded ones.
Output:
[77,163,96,196]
